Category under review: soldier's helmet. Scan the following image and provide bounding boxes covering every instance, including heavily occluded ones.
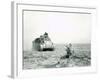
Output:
[44,32,48,35]
[44,32,48,38]
[40,35,43,38]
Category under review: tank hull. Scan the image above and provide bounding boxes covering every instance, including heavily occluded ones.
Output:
[33,39,54,51]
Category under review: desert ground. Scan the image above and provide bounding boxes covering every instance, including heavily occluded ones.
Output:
[23,44,91,69]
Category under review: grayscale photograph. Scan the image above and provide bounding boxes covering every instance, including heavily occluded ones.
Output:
[23,10,91,69]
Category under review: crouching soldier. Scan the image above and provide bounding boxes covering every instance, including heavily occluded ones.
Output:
[56,43,74,67]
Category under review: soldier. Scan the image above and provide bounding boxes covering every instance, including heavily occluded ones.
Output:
[44,32,51,41]
[65,43,73,58]
[40,35,44,44]
[60,43,73,59]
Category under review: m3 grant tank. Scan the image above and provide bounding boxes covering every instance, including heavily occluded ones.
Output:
[32,32,54,51]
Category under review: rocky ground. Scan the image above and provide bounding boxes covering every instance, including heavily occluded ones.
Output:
[23,44,91,69]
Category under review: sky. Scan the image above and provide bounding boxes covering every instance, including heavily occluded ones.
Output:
[23,10,91,50]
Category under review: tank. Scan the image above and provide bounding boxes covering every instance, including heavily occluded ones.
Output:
[32,32,54,51]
